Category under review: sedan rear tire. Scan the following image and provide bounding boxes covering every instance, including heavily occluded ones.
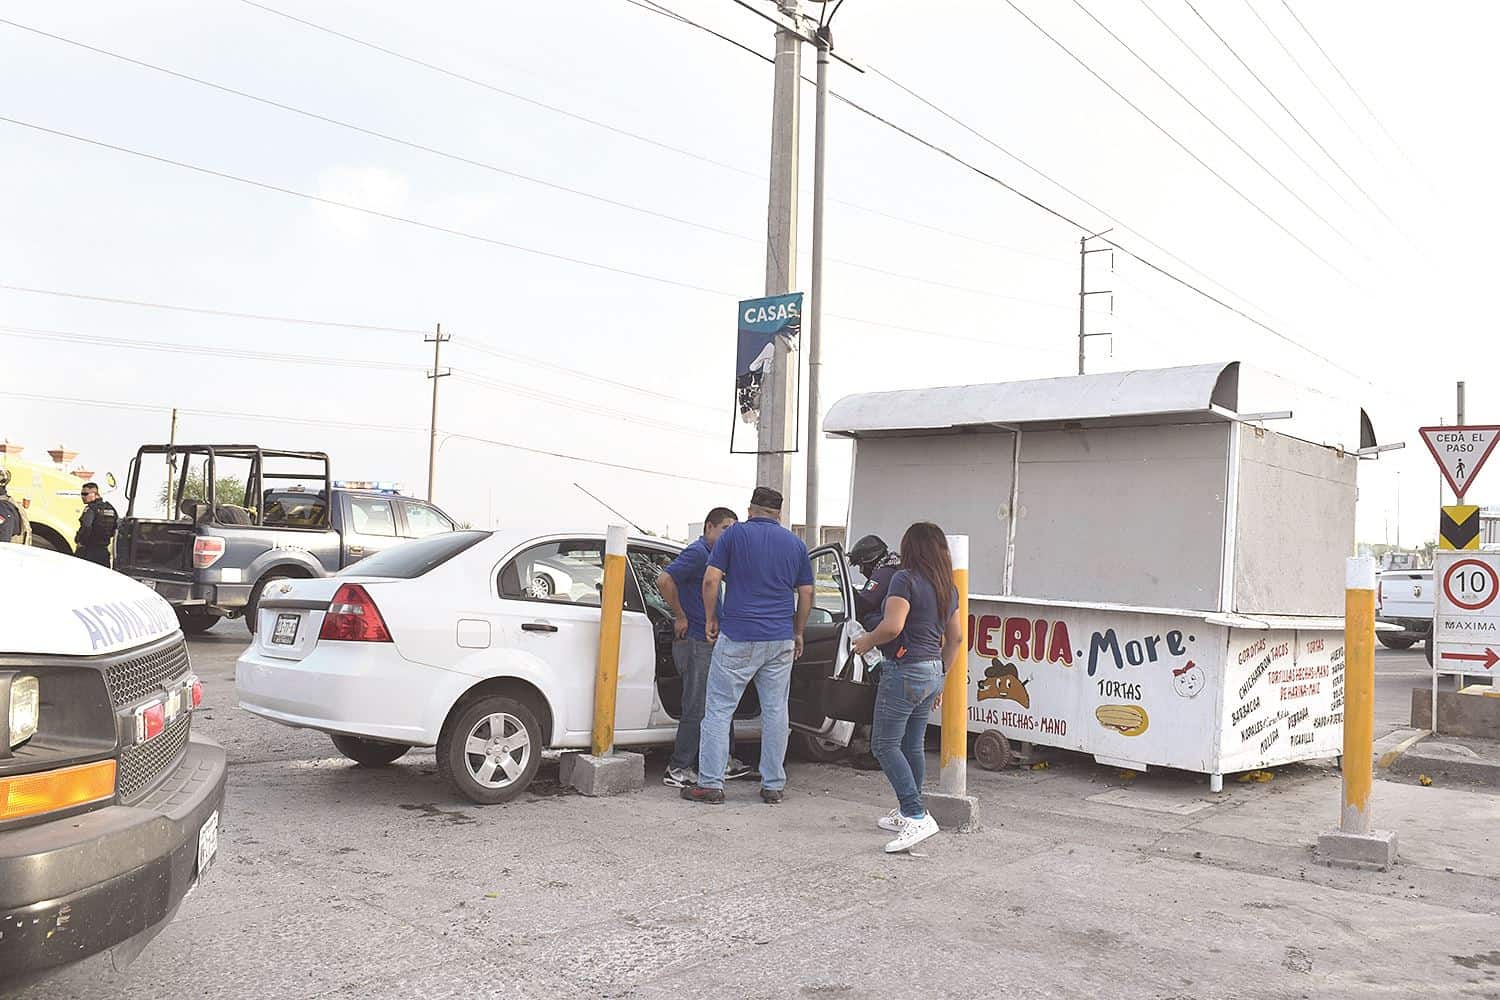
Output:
[331,734,411,767]
[437,695,543,804]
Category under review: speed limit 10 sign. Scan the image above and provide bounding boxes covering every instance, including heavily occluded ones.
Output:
[1433,551,1500,672]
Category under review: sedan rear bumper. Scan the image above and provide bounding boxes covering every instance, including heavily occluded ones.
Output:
[235,643,441,746]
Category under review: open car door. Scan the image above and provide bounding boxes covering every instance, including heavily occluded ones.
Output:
[788,543,862,748]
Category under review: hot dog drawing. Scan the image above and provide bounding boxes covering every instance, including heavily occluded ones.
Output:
[1095,704,1149,737]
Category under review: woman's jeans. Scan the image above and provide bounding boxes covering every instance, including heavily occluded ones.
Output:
[870,658,945,819]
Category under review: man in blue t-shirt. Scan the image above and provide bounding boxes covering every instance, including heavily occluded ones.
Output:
[658,507,751,787]
[682,486,814,805]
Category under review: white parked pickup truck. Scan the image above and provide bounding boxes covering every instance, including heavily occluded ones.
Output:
[1377,569,1432,651]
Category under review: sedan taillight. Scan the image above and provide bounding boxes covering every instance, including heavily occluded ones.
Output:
[318,584,392,642]
[194,536,226,569]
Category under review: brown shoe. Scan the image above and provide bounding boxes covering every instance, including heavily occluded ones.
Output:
[760,788,784,804]
[681,784,725,804]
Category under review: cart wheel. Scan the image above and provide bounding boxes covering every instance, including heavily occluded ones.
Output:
[974,729,1014,771]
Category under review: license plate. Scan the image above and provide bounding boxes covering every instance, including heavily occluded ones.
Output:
[271,613,300,645]
[197,810,219,879]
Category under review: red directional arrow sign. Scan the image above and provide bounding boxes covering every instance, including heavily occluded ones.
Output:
[1439,648,1500,670]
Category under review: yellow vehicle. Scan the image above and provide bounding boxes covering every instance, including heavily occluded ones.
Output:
[0,446,97,554]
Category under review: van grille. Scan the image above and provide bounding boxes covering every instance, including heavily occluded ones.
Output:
[105,637,191,708]
[117,713,191,803]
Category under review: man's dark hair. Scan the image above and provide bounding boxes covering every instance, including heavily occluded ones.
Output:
[82,482,100,492]
[704,507,738,531]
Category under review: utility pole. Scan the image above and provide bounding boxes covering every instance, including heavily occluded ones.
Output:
[425,323,450,503]
[166,407,178,515]
[756,0,803,501]
[1077,229,1114,375]
[1458,380,1466,427]
[804,23,830,546]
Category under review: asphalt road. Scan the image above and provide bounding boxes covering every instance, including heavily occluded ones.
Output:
[1373,644,1486,739]
[17,627,1500,1000]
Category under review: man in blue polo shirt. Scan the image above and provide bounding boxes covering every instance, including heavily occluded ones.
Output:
[683,486,813,805]
[657,506,751,788]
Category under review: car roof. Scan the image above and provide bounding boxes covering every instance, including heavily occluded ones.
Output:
[479,528,683,554]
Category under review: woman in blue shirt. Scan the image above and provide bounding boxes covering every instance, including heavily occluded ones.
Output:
[851,522,963,853]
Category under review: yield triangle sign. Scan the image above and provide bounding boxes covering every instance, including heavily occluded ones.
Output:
[1420,425,1500,500]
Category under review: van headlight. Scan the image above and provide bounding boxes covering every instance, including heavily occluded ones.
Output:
[3,674,39,750]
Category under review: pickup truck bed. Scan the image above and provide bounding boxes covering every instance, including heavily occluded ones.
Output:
[1377,570,1432,649]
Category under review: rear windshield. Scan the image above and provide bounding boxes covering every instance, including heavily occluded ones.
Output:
[341,530,490,579]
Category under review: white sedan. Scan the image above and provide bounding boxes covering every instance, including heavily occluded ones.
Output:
[235,528,863,803]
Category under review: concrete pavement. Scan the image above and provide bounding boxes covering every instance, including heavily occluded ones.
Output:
[17,630,1500,1000]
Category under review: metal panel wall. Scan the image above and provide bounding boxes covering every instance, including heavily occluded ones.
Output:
[1232,425,1355,616]
[847,433,1015,593]
[1011,425,1230,610]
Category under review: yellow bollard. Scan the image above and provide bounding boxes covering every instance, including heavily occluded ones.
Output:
[1318,555,1396,867]
[941,534,969,796]
[591,525,628,757]
[1341,555,1376,832]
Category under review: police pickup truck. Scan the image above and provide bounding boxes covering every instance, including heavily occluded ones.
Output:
[0,543,225,985]
[114,446,457,633]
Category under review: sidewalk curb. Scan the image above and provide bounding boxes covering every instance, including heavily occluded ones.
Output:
[1375,729,1428,770]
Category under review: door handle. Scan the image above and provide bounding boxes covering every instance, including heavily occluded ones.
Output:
[348,545,364,555]
[521,622,558,634]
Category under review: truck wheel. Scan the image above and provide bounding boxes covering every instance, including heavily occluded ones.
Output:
[974,729,1015,771]
[437,695,543,804]
[527,573,554,598]
[789,730,849,763]
[176,610,217,635]
[1425,638,1434,667]
[331,734,411,767]
[244,571,294,635]
[1377,634,1415,651]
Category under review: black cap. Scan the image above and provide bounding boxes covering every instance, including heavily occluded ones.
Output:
[849,534,889,568]
[750,486,783,511]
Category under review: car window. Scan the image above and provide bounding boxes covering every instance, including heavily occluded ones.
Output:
[627,548,676,618]
[402,502,454,539]
[498,541,606,606]
[349,497,396,536]
[810,548,848,625]
[341,531,491,578]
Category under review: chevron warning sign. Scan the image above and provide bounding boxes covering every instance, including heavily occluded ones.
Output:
[1440,505,1482,550]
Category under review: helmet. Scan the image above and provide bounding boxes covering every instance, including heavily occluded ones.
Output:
[848,534,889,572]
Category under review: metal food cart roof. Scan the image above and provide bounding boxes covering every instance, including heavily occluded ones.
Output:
[824,362,1377,451]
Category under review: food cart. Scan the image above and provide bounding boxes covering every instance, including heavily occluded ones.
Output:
[824,362,1382,791]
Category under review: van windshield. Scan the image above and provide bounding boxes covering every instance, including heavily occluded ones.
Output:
[341,531,490,579]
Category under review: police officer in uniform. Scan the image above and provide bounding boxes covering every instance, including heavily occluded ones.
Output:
[850,534,900,632]
[75,481,118,567]
[0,469,25,544]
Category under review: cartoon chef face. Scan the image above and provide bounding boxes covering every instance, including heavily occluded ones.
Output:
[1171,660,1205,699]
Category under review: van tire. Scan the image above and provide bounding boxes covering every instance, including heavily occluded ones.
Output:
[1377,634,1416,650]
[331,734,411,767]
[244,571,294,635]
[437,694,543,804]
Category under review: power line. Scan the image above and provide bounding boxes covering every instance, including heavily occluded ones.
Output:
[0,281,429,335]
[0,280,724,412]
[0,324,424,372]
[1277,0,1431,184]
[1000,0,1349,279]
[449,372,719,441]
[1238,0,1387,171]
[1181,0,1398,231]
[0,115,731,297]
[438,430,747,489]
[645,0,1367,383]
[2,389,426,434]
[1132,0,1360,218]
[232,0,1056,264]
[0,19,1080,317]
[1068,0,1358,255]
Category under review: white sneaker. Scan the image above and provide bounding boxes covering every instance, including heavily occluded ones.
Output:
[877,809,906,833]
[883,813,939,853]
[725,757,757,781]
[663,766,698,788]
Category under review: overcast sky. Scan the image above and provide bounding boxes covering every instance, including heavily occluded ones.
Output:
[2,0,1494,545]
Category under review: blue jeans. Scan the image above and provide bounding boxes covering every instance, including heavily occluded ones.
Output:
[699,637,794,790]
[668,639,738,771]
[871,658,944,819]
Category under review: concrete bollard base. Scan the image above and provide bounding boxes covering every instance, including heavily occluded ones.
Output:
[559,751,645,797]
[925,792,980,833]
[1317,828,1398,870]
